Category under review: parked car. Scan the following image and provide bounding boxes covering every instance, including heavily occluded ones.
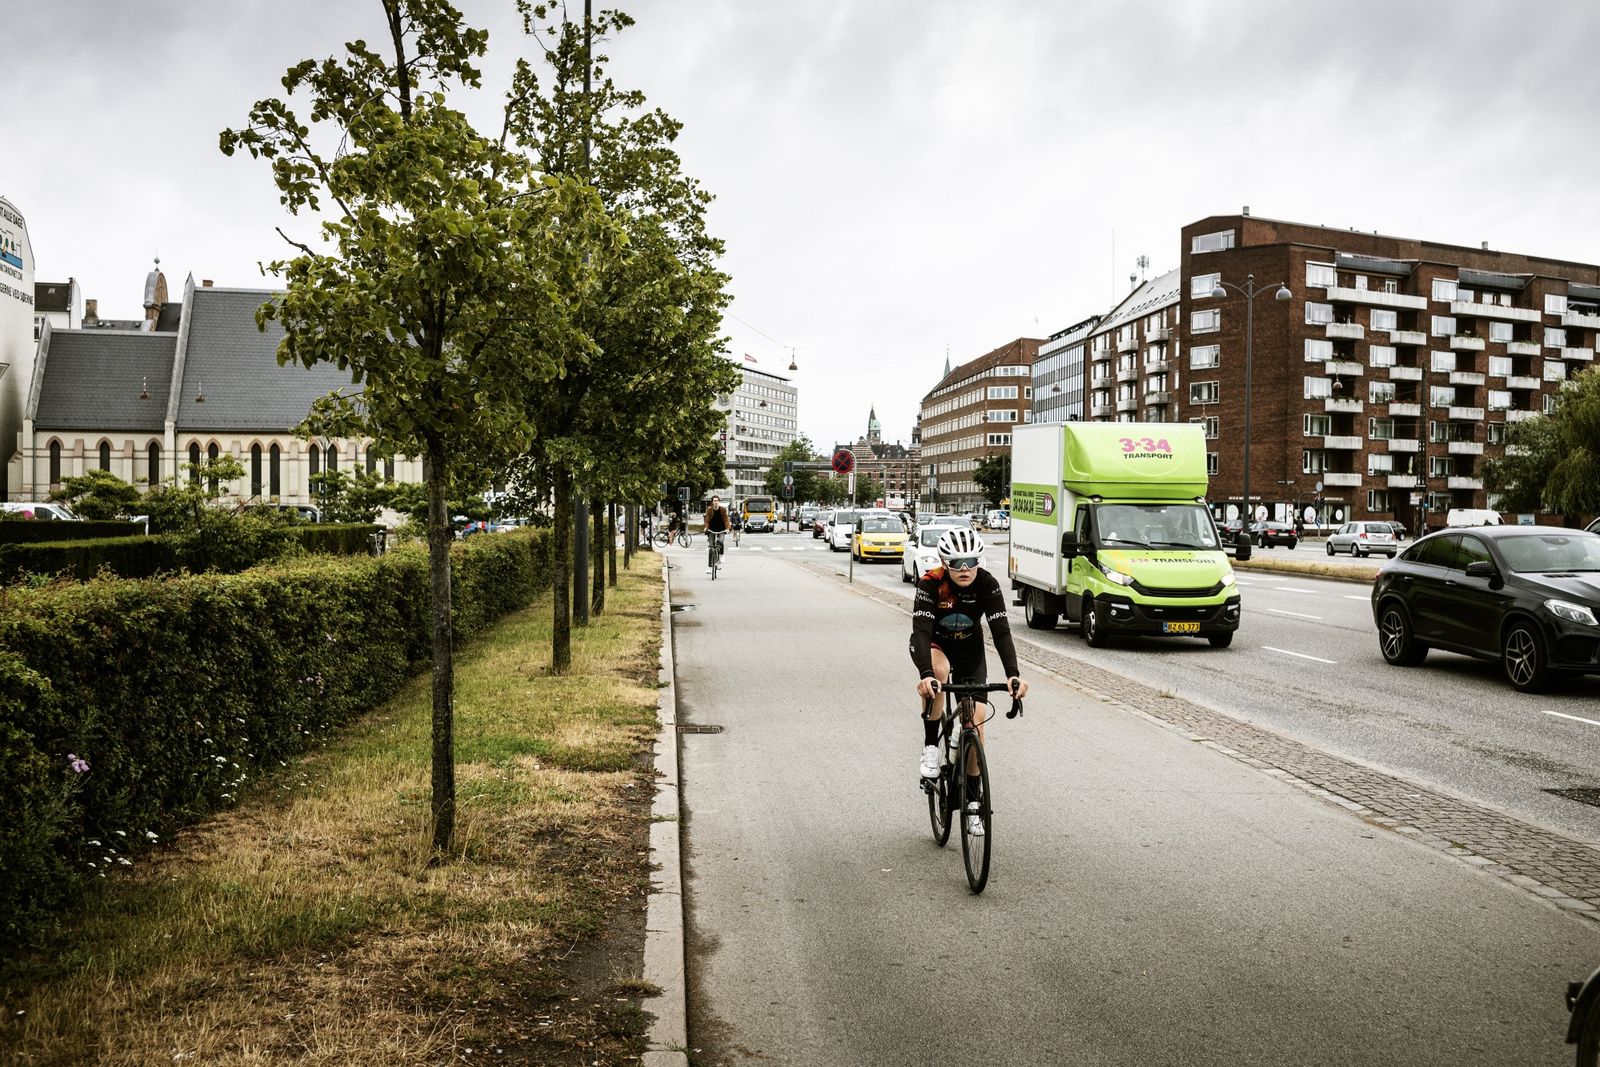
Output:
[1587,516,1599,535]
[744,511,773,533]
[1384,521,1408,542]
[798,507,820,531]
[1,501,81,521]
[1250,520,1299,549]
[811,513,828,538]
[1327,520,1399,558]
[1447,508,1503,528]
[986,509,1010,531]
[852,514,907,562]
[824,509,860,551]
[1371,525,1600,692]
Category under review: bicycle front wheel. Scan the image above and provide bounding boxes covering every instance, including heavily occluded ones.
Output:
[653,528,670,547]
[679,532,693,548]
[927,763,952,847]
[958,731,992,893]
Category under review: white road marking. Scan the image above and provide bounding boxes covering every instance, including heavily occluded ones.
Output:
[1266,608,1323,620]
[1344,595,1370,601]
[1261,645,1337,664]
[1274,587,1317,595]
[1544,709,1600,728]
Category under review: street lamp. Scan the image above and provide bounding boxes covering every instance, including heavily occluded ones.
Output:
[1211,273,1291,557]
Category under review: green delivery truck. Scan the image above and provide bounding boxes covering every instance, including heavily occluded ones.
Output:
[1006,421,1240,647]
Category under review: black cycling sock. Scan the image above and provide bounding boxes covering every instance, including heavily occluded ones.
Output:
[923,718,940,747]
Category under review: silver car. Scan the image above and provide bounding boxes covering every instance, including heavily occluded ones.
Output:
[1327,520,1399,558]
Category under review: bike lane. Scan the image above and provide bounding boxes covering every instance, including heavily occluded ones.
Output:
[666,543,1600,1066]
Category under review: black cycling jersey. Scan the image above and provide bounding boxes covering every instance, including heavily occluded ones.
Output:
[909,567,1019,680]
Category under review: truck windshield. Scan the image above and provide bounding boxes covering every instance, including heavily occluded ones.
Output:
[1095,503,1220,550]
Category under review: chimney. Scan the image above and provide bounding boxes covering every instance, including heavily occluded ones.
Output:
[84,299,98,325]
[1242,205,1250,217]
[1480,242,1488,251]
[202,279,214,287]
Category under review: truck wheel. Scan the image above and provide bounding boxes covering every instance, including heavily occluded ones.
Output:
[1207,631,1234,648]
[1082,596,1111,648]
[1024,590,1059,630]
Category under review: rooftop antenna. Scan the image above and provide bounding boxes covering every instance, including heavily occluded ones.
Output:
[1136,254,1150,282]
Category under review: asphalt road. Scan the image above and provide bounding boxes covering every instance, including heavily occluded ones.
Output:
[667,538,1600,1066]
[766,530,1600,845]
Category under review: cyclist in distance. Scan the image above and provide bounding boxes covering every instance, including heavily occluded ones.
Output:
[910,526,1028,835]
[703,495,732,574]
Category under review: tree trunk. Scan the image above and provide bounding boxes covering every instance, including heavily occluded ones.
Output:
[622,503,633,571]
[608,502,619,587]
[552,467,572,674]
[574,488,589,629]
[425,442,455,856]
[591,496,606,616]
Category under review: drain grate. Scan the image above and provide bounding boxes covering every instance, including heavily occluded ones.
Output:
[679,723,724,735]
[1544,787,1600,809]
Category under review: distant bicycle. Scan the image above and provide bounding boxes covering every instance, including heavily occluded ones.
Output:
[920,680,1022,894]
[654,525,691,549]
[708,530,727,579]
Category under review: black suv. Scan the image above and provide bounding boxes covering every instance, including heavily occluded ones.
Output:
[1250,520,1299,549]
[1371,526,1600,692]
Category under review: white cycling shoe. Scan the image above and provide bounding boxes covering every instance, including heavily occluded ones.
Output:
[919,745,939,779]
[965,801,985,837]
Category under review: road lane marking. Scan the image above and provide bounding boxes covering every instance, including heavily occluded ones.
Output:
[1343,595,1369,601]
[1544,709,1600,728]
[1267,608,1323,620]
[1274,587,1318,594]
[1261,645,1337,664]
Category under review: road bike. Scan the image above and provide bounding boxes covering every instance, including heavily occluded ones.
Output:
[653,525,692,549]
[731,524,742,548]
[1570,965,1600,1066]
[707,530,727,579]
[921,681,1022,893]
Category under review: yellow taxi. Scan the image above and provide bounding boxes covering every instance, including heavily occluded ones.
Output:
[851,513,907,563]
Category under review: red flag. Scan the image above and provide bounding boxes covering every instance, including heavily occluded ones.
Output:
[744,353,758,364]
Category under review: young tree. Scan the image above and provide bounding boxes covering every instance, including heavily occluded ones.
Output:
[222,0,618,854]
[1545,366,1600,518]
[762,437,820,503]
[49,469,141,520]
[1481,415,1561,513]
[973,453,1011,508]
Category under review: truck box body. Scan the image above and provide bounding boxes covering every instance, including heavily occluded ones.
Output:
[1008,422,1239,646]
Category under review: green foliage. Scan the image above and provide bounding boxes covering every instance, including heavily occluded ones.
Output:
[48,470,141,521]
[1481,415,1560,513]
[973,453,1012,508]
[1545,366,1600,517]
[0,530,553,949]
[309,469,400,524]
[0,522,143,546]
[144,454,253,534]
[0,537,180,585]
[761,438,821,503]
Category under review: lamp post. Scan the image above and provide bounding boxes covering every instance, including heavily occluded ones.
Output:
[1211,273,1292,556]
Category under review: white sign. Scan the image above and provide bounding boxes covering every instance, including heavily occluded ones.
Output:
[1254,504,1268,521]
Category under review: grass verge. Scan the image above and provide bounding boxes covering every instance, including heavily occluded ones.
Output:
[1,557,665,1066]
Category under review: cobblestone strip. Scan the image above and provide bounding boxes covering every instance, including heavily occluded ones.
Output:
[800,560,1600,921]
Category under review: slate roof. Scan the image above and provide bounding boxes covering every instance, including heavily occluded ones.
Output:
[1092,267,1181,336]
[34,330,175,432]
[174,286,360,433]
[34,281,73,314]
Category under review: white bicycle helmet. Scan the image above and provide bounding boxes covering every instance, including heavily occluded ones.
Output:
[936,526,985,563]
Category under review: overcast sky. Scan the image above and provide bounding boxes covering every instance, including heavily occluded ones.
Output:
[9,1,1600,451]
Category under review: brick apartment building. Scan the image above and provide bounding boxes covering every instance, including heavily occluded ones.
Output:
[1087,269,1182,426]
[918,337,1040,515]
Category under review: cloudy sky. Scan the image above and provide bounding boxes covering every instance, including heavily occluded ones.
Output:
[9,0,1600,451]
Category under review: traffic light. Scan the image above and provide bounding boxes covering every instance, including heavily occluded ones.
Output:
[784,461,794,475]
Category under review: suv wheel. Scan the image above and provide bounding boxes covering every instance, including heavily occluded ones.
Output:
[1502,618,1550,693]
[1377,599,1428,666]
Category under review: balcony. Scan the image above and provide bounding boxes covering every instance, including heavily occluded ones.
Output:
[1450,335,1486,351]
[1448,441,1484,455]
[1144,390,1172,406]
[1450,300,1540,323]
[1388,329,1427,346]
[1505,375,1539,391]
[1388,401,1421,417]
[1562,347,1595,362]
[1324,396,1362,413]
[1117,335,1139,353]
[1386,438,1420,453]
[1563,309,1600,329]
[1149,326,1171,343]
[1325,322,1365,340]
[1323,472,1363,487]
[1091,401,1114,418]
[1505,408,1540,422]
[1325,360,1364,377]
[1116,396,1139,413]
[1448,405,1485,420]
[1116,364,1138,383]
[1447,476,1484,490]
[1324,435,1363,450]
[1387,474,1419,489]
[1327,285,1427,310]
[1505,340,1541,356]
[1448,370,1485,386]
[1388,365,1423,381]
[1143,357,1169,374]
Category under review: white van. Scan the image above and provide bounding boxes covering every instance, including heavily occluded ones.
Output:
[1446,508,1502,528]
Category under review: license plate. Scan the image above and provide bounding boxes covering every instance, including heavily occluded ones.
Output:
[1163,621,1201,634]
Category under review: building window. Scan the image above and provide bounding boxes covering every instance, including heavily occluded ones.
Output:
[1432,278,1458,303]
[1189,381,1219,404]
[1544,326,1567,347]
[1429,456,1451,479]
[1382,279,1398,294]
[308,444,320,478]
[366,449,378,474]
[1369,489,1392,512]
[1190,230,1235,254]
[1544,393,1559,414]
[1369,417,1395,440]
[1306,262,1336,288]
[1369,382,1395,404]
[1303,450,1326,474]
[1370,309,1398,332]
[1431,315,1456,337]
[207,443,220,494]
[189,442,201,483]
[1368,453,1394,475]
[1304,338,1333,363]
[1488,321,1514,343]
[1546,293,1568,316]
[1487,422,1506,445]
[327,445,338,472]
[270,444,282,497]
[251,445,264,496]
[1487,390,1511,411]
[147,442,160,487]
[98,441,111,472]
[1304,376,1332,399]
[1206,452,1219,475]
[1191,272,1220,299]
[1430,385,1455,407]
[1191,309,1220,334]
[1488,355,1513,377]
[48,440,61,485]
[987,386,1017,400]
[1369,345,1396,368]
[1201,416,1219,439]
[1430,351,1455,373]
[1190,344,1219,369]
[1305,302,1334,326]
[1304,414,1331,436]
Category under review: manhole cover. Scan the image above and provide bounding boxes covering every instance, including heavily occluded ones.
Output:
[1544,787,1600,809]
[670,603,696,613]
[679,723,724,735]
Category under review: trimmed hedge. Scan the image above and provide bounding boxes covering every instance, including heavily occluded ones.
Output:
[0,524,382,585]
[0,521,143,545]
[287,523,380,557]
[0,529,553,948]
[0,536,181,584]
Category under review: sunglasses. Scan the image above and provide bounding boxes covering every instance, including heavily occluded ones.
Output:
[947,557,980,571]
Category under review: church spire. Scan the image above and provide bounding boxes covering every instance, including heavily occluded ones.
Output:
[867,405,881,444]
[943,344,951,378]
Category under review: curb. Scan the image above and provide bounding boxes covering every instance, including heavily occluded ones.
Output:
[642,557,688,1067]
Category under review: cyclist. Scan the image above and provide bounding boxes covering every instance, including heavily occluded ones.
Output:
[729,506,745,546]
[703,495,732,574]
[909,526,1028,837]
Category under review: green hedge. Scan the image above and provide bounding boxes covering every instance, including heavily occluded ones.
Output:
[286,523,380,557]
[0,536,181,584]
[0,521,144,545]
[0,524,383,585]
[0,529,552,948]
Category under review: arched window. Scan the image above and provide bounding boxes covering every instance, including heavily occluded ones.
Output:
[384,457,394,483]
[147,442,160,487]
[250,444,263,497]
[98,441,111,472]
[326,444,338,472]
[308,443,320,478]
[48,440,61,486]
[188,442,201,484]
[207,443,219,494]
[366,449,377,475]
[269,444,281,498]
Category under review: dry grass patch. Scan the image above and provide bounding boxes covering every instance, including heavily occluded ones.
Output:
[2,558,666,1066]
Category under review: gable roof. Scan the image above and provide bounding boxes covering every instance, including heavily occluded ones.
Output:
[33,329,175,433]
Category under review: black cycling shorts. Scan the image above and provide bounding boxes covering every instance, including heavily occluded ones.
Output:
[912,638,986,687]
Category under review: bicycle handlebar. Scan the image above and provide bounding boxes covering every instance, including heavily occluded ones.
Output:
[922,680,1024,719]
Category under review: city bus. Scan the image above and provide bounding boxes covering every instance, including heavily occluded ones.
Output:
[742,496,776,531]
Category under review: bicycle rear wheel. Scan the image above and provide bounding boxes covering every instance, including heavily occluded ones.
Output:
[653,528,671,547]
[679,531,693,548]
[926,762,952,846]
[958,730,992,893]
